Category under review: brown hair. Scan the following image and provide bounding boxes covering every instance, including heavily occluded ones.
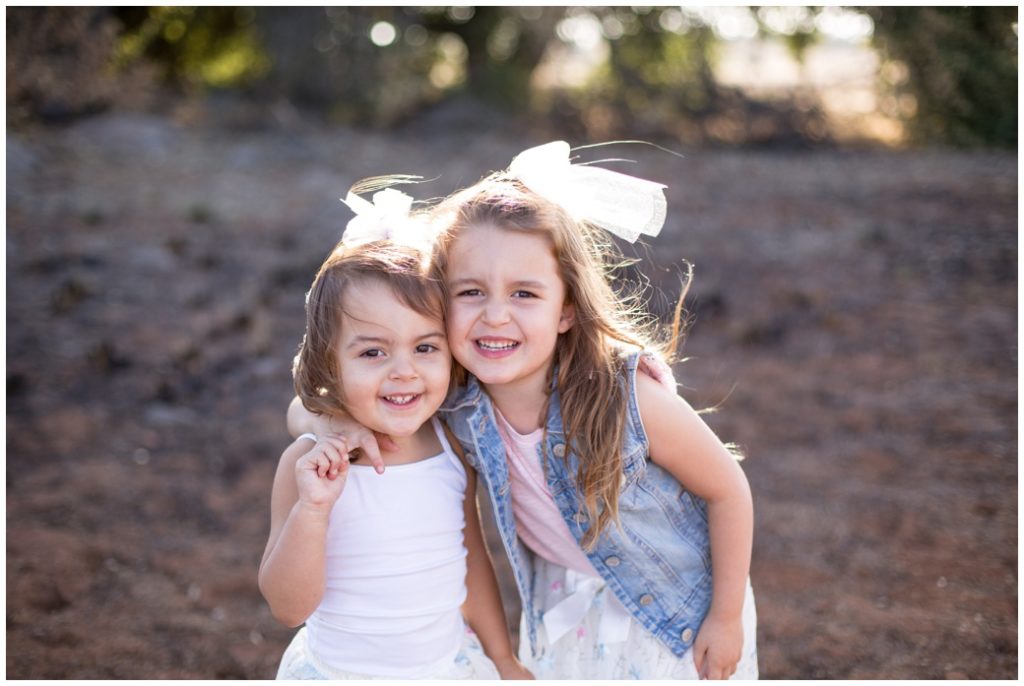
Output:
[293,240,444,418]
[431,173,687,549]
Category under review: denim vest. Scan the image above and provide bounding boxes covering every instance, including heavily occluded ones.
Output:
[440,351,712,658]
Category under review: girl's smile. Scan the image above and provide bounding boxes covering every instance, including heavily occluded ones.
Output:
[445,224,574,404]
[381,392,421,406]
[475,337,521,357]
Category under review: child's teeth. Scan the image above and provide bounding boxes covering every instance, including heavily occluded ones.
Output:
[479,340,516,350]
[386,394,416,405]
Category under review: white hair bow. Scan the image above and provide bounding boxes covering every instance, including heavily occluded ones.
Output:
[508,141,667,243]
[340,188,433,250]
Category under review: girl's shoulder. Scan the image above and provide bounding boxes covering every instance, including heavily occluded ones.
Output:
[276,435,319,475]
[635,351,677,393]
[618,349,678,419]
[614,347,675,384]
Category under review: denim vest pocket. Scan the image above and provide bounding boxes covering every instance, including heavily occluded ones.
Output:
[633,477,712,570]
[541,433,575,497]
[638,459,708,524]
[621,445,647,487]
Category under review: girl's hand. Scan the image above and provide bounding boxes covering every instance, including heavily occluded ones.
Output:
[288,397,395,475]
[330,423,396,475]
[692,610,743,680]
[492,656,534,680]
[293,434,352,511]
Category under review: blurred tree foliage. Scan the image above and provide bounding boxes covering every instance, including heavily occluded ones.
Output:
[544,7,829,145]
[7,6,1018,147]
[249,7,435,125]
[866,6,1017,147]
[248,7,560,125]
[415,6,560,107]
[112,7,270,88]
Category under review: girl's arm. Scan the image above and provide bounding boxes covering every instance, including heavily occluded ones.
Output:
[458,458,534,679]
[258,435,351,627]
[634,372,753,680]
[286,395,388,473]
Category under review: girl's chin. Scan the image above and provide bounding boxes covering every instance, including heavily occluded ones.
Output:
[462,366,519,385]
[380,427,420,439]
[458,367,492,383]
[348,416,425,440]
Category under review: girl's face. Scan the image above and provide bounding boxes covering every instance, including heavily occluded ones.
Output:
[445,223,575,394]
[336,279,451,438]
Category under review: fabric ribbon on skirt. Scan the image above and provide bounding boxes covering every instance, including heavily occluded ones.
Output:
[541,568,633,645]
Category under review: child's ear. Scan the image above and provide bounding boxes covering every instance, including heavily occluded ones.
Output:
[558,302,575,333]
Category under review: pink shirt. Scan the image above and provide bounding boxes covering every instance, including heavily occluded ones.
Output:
[492,353,677,577]
[494,409,600,577]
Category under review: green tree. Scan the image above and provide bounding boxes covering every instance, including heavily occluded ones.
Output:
[113,7,269,89]
[866,6,1017,146]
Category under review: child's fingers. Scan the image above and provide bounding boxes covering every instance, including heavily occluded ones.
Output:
[312,452,331,478]
[692,644,706,679]
[343,430,386,475]
[705,652,737,680]
[318,436,350,478]
[300,442,338,479]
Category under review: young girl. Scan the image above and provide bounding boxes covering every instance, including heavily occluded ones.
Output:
[289,144,758,680]
[261,198,531,680]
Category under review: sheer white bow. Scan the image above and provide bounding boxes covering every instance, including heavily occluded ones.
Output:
[509,141,667,243]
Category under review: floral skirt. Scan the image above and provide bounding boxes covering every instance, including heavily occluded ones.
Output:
[519,555,759,679]
[276,625,500,680]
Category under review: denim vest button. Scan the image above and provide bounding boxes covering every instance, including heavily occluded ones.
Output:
[574,511,587,524]
[552,443,566,458]
[639,593,654,606]
[498,483,510,496]
[681,627,694,643]
[605,556,621,567]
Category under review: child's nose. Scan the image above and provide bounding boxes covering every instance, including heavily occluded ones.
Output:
[388,356,418,380]
[482,298,510,325]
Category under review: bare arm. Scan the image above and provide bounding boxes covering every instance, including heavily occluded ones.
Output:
[257,435,351,627]
[635,372,753,679]
[286,395,320,438]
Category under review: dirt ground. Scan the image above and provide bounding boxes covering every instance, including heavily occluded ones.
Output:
[6,108,1017,679]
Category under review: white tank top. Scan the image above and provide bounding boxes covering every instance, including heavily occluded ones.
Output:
[304,418,469,678]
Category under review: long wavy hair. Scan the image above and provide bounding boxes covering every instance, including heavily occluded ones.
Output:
[431,173,688,549]
[293,240,444,418]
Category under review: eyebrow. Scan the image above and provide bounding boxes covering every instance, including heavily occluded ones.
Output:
[344,331,446,350]
[448,278,480,289]
[449,278,548,290]
[512,280,548,290]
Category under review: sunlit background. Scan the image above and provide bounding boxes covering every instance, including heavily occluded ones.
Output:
[7,6,1018,147]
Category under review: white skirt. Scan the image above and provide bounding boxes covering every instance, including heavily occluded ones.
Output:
[519,555,759,679]
[276,624,500,680]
